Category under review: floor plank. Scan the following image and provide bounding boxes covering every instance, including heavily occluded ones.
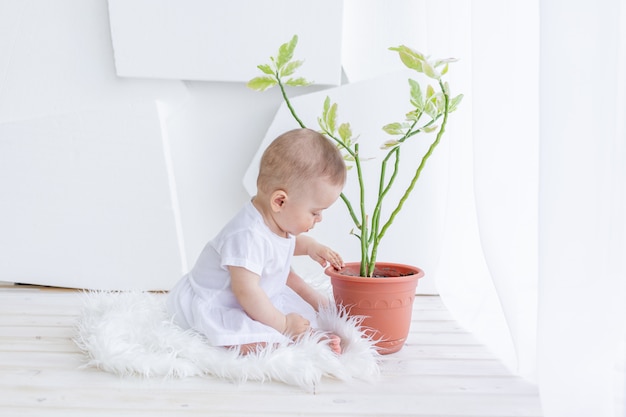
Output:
[0,284,543,417]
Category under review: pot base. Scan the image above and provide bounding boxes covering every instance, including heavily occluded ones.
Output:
[375,338,407,355]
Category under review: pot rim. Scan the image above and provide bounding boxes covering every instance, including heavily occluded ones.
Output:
[324,261,424,283]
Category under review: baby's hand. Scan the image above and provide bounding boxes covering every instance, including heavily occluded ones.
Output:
[308,242,344,270]
[283,313,310,338]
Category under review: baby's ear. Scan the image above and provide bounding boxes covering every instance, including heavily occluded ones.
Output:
[270,190,288,212]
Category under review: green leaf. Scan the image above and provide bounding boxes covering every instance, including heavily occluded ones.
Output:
[276,35,298,69]
[423,124,439,133]
[449,94,464,112]
[247,76,277,91]
[408,79,423,111]
[435,93,445,113]
[338,122,352,144]
[319,97,339,134]
[327,103,338,133]
[426,84,435,99]
[434,57,458,68]
[421,59,441,80]
[284,77,311,87]
[389,45,426,72]
[280,60,303,77]
[380,139,400,149]
[257,64,274,75]
[382,122,405,135]
[318,97,333,133]
[424,99,438,119]
[323,96,331,115]
[405,110,422,122]
[440,63,449,76]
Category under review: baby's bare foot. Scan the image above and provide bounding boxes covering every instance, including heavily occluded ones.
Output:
[326,333,342,355]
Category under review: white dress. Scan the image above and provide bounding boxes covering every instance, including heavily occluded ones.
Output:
[166,200,318,346]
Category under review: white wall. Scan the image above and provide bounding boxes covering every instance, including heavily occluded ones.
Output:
[0,0,342,290]
[0,0,186,289]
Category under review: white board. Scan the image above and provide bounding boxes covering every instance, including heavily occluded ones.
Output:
[0,103,183,290]
[107,0,344,84]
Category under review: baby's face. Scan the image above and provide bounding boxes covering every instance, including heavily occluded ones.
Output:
[278,179,343,236]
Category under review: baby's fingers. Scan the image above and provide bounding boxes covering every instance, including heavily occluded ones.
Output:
[327,250,344,269]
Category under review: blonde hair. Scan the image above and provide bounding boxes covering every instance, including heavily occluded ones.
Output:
[257,128,346,194]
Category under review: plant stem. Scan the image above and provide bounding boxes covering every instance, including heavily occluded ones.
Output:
[277,76,306,128]
[339,192,360,229]
[368,146,401,272]
[275,74,363,240]
[367,117,419,272]
[377,80,450,243]
[352,143,370,276]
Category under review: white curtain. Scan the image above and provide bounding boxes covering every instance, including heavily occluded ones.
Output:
[437,0,626,415]
[436,0,540,381]
[537,0,626,416]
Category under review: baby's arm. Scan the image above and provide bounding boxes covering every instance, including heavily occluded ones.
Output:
[291,235,344,311]
[286,269,330,311]
[228,266,310,337]
[294,235,344,270]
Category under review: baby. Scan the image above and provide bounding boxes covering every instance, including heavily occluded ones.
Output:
[167,128,347,355]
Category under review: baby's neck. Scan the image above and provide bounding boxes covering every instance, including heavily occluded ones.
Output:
[251,196,287,238]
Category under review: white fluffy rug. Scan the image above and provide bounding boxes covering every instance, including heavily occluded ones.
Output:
[73,291,380,391]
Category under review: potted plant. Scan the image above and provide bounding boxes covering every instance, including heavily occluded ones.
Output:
[248,35,463,354]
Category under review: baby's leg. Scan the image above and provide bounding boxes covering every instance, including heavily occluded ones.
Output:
[227,334,342,355]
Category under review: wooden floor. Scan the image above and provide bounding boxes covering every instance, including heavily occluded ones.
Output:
[0,282,543,417]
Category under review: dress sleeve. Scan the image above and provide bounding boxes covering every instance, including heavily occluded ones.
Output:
[216,230,268,277]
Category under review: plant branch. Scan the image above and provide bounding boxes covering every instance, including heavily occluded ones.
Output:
[277,76,306,128]
[353,143,370,276]
[368,146,401,271]
[377,80,450,242]
[339,192,360,229]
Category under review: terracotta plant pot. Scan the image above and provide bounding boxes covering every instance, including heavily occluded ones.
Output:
[325,262,424,355]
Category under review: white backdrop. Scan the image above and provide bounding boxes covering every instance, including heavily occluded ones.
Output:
[0,0,343,289]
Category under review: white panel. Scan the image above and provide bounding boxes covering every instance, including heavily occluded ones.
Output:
[0,0,188,123]
[160,81,280,268]
[107,0,344,84]
[0,0,189,290]
[243,71,451,294]
[0,104,182,291]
